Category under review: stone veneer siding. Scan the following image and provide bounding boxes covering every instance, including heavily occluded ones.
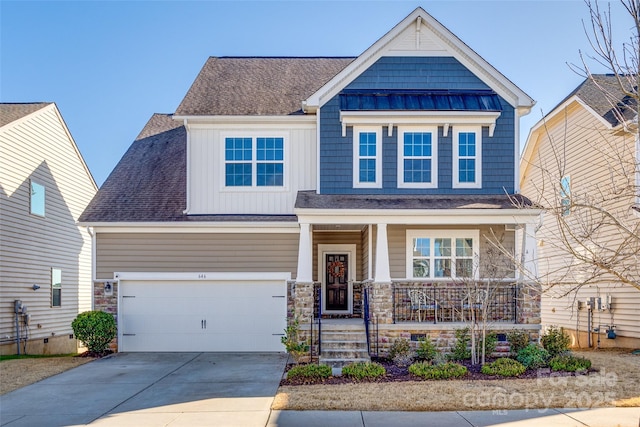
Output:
[93,281,118,351]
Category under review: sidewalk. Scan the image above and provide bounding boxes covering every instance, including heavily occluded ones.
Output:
[267,407,640,427]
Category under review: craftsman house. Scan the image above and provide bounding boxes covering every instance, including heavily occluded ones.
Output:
[0,103,97,355]
[80,7,542,361]
[521,75,640,349]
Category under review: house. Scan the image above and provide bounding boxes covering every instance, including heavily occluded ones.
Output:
[0,103,97,355]
[521,75,640,349]
[79,8,542,360]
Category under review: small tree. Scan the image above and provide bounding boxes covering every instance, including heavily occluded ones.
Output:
[71,311,116,354]
[457,231,516,365]
[281,317,309,364]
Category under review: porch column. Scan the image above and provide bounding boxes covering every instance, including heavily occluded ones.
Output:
[374,223,391,283]
[518,222,538,281]
[372,223,393,324]
[296,223,313,283]
[294,223,314,324]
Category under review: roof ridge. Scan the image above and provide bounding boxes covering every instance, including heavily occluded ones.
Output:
[210,56,356,59]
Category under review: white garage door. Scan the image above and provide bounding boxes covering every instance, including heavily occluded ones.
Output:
[117,273,288,352]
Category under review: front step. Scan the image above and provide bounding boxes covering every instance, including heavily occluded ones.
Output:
[318,323,371,367]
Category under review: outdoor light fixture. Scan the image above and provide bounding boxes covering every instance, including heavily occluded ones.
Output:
[32,284,40,291]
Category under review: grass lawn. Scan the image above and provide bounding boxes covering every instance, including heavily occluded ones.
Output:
[0,354,94,395]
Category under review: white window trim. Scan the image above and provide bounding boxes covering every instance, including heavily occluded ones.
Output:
[405,229,480,280]
[220,132,289,192]
[453,126,482,189]
[353,126,382,189]
[30,180,45,217]
[397,126,438,189]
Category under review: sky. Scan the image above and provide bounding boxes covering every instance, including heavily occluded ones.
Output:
[1,0,634,187]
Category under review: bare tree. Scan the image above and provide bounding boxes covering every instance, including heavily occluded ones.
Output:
[457,231,516,365]
[515,0,640,296]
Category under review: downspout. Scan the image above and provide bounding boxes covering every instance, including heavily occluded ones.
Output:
[368,224,373,280]
[316,108,321,194]
[182,119,191,214]
[514,109,521,193]
[87,226,95,310]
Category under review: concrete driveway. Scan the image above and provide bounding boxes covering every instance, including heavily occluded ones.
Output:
[0,352,288,427]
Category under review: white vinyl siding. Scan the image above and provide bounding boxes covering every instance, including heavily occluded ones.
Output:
[0,105,96,347]
[522,100,640,340]
[188,125,316,214]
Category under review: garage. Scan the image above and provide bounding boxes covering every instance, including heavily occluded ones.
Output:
[116,272,289,352]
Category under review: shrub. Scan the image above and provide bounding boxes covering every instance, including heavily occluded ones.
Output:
[389,338,414,366]
[449,328,471,361]
[541,326,571,357]
[481,358,526,377]
[71,311,116,354]
[281,318,309,363]
[342,361,386,380]
[409,361,468,379]
[483,332,498,357]
[516,343,550,369]
[287,364,332,381]
[507,330,530,356]
[549,354,592,372]
[415,336,438,362]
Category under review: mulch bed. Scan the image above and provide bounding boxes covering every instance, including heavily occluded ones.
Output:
[77,350,114,358]
[280,357,587,386]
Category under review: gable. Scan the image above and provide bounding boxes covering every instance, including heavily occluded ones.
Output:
[304,7,534,112]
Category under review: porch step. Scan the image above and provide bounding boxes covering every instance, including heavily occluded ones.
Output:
[318,323,371,368]
[492,342,511,357]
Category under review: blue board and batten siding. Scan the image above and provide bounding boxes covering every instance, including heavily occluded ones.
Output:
[319,56,515,194]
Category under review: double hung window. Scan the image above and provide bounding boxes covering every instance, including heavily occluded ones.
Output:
[453,127,481,188]
[353,127,382,188]
[398,127,437,188]
[224,136,284,187]
[407,230,479,279]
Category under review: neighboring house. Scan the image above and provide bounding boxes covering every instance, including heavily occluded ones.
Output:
[521,75,640,349]
[0,102,97,355]
[79,8,542,360]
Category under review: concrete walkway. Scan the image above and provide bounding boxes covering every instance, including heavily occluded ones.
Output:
[268,408,640,427]
[1,353,637,426]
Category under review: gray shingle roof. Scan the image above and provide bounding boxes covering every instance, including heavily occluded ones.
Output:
[0,103,51,127]
[174,57,354,116]
[79,114,186,222]
[79,114,297,223]
[295,190,533,210]
[567,75,637,126]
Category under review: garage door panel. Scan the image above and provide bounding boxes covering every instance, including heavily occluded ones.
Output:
[119,278,286,352]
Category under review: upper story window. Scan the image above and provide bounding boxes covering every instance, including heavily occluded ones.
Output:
[560,175,571,216]
[398,127,438,188]
[406,230,479,279]
[30,180,45,216]
[353,126,382,188]
[453,127,482,189]
[224,136,284,187]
